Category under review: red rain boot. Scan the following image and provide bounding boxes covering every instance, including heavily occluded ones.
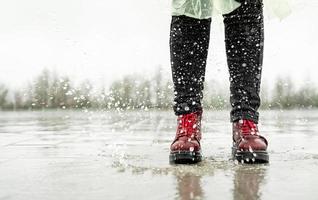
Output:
[169,109,203,164]
[232,119,269,164]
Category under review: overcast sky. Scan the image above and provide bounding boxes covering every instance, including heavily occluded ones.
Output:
[0,0,317,90]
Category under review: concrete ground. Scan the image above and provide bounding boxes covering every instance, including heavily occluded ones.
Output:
[0,110,318,200]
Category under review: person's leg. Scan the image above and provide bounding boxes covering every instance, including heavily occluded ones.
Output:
[223,0,264,124]
[169,15,211,164]
[223,0,269,163]
[170,15,211,115]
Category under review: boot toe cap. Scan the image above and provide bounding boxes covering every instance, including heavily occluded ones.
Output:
[238,136,267,151]
[170,139,200,152]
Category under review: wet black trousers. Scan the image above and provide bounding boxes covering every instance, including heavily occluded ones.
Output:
[170,0,264,123]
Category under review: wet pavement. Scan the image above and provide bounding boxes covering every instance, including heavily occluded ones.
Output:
[0,110,318,200]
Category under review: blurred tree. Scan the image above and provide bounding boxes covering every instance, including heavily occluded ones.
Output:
[13,90,23,110]
[48,71,59,108]
[294,84,317,108]
[160,81,173,109]
[260,81,271,109]
[33,69,50,109]
[75,80,93,109]
[0,84,8,109]
[121,76,134,109]
[272,77,294,109]
[154,66,163,108]
[108,80,123,109]
[140,79,152,109]
[54,76,72,109]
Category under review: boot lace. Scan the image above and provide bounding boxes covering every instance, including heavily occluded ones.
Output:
[176,112,201,139]
[240,119,259,136]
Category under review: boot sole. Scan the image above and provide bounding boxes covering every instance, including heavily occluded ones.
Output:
[232,147,269,164]
[169,151,202,164]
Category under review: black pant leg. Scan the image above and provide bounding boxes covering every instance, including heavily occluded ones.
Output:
[223,0,264,123]
[170,15,211,115]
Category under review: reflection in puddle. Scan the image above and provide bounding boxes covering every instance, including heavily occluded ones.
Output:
[175,173,204,200]
[233,166,267,200]
[111,153,268,200]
